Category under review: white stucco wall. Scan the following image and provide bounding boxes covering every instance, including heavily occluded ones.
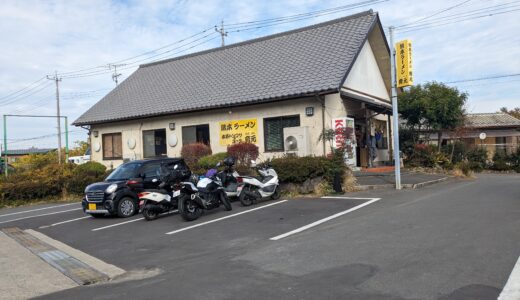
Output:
[89,97,329,168]
[343,40,390,101]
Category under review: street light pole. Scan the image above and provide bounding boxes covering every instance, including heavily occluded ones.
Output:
[389,26,402,190]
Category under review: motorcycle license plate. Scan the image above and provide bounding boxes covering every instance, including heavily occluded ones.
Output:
[88,203,97,210]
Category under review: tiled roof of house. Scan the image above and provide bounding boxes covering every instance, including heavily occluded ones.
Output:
[4,148,56,156]
[466,113,520,128]
[74,10,381,126]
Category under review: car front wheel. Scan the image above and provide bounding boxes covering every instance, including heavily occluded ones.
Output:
[117,197,136,218]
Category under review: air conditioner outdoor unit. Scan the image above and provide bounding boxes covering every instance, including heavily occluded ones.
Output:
[283,126,311,157]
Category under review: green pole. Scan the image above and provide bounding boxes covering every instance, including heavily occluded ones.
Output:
[3,115,7,177]
[65,116,69,162]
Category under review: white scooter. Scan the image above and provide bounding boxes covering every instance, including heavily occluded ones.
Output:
[237,161,280,206]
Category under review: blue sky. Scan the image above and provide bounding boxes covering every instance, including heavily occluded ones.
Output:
[0,0,519,150]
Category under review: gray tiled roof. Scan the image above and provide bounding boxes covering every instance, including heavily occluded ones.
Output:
[5,148,56,155]
[74,11,380,126]
[466,113,520,128]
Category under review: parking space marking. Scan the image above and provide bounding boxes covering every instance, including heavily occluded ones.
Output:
[39,216,92,229]
[0,208,83,225]
[270,198,381,241]
[499,255,520,300]
[0,203,78,218]
[91,210,179,232]
[321,196,380,200]
[165,200,288,235]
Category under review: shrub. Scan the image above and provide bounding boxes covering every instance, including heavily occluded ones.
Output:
[455,161,471,177]
[66,162,109,194]
[181,143,212,167]
[466,147,488,172]
[73,162,106,176]
[406,144,450,169]
[490,151,511,171]
[441,141,466,164]
[270,155,346,186]
[227,143,259,167]
[198,152,228,170]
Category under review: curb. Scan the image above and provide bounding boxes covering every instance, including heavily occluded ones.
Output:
[25,229,125,281]
[357,177,449,190]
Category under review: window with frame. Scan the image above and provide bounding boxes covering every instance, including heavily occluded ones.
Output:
[264,115,300,152]
[143,129,167,158]
[102,133,122,160]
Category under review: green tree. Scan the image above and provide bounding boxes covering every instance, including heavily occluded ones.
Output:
[69,140,89,157]
[399,82,467,150]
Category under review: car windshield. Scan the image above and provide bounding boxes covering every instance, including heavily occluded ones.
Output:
[106,162,142,181]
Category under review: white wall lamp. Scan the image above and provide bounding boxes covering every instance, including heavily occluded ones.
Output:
[169,122,176,130]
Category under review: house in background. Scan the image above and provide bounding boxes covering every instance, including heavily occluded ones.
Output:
[462,113,520,158]
[74,10,394,169]
[2,148,57,164]
[433,113,520,158]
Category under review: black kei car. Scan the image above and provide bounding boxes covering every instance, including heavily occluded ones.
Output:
[82,157,190,218]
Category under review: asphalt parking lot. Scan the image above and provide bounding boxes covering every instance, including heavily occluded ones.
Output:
[1,173,519,300]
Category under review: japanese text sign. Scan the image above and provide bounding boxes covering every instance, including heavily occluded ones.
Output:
[219,118,258,146]
[395,39,413,88]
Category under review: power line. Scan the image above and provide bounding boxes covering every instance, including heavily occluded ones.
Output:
[396,3,520,33]
[0,81,54,107]
[224,0,385,29]
[396,0,472,28]
[443,73,520,84]
[0,76,46,102]
[56,26,215,76]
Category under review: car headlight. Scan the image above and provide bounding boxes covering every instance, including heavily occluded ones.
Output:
[105,184,118,194]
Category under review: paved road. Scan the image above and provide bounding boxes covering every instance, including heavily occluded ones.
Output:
[0,173,518,299]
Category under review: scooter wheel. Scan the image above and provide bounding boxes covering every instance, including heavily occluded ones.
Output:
[142,204,159,221]
[270,186,281,200]
[178,195,202,221]
[239,190,254,207]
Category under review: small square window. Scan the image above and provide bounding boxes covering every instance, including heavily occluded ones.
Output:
[305,107,314,116]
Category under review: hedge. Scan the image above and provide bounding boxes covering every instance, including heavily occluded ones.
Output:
[0,161,108,205]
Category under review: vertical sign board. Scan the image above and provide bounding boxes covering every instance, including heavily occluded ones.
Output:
[332,117,357,167]
[219,118,258,146]
[395,39,413,88]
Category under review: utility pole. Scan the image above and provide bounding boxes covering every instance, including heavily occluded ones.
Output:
[109,63,125,86]
[389,26,401,190]
[46,71,63,164]
[215,20,228,47]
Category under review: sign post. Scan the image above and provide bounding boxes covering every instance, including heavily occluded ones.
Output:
[389,28,414,189]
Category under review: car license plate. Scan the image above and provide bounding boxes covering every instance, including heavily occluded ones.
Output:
[88,203,97,210]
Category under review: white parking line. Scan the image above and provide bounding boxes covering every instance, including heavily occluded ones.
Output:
[0,208,83,225]
[321,196,380,200]
[165,200,288,235]
[92,210,179,231]
[499,256,520,300]
[270,198,381,241]
[39,216,91,229]
[0,203,78,218]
